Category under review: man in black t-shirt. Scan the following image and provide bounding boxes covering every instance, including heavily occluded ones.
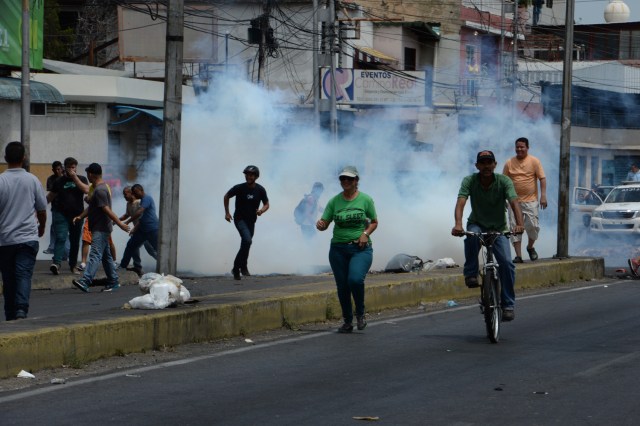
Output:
[43,161,66,255]
[223,165,269,280]
[46,157,89,275]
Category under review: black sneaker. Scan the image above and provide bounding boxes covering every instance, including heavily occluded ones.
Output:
[502,308,515,322]
[241,268,251,276]
[50,263,60,275]
[337,323,353,333]
[356,315,367,330]
[464,276,479,288]
[513,256,524,264]
[527,247,538,261]
[232,269,241,280]
[72,279,90,293]
[128,266,144,277]
[15,310,27,320]
[102,283,120,292]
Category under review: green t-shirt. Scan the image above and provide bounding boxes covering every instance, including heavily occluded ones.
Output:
[457,173,517,231]
[321,192,377,244]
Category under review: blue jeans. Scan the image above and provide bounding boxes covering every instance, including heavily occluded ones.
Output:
[131,241,158,269]
[79,231,118,287]
[328,243,373,324]
[120,229,158,269]
[233,219,255,272]
[52,210,82,268]
[463,223,516,308]
[0,241,39,320]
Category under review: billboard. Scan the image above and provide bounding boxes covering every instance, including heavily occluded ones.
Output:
[320,68,426,106]
[0,0,44,69]
[118,5,217,62]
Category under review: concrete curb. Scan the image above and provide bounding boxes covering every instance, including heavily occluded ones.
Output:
[0,258,604,378]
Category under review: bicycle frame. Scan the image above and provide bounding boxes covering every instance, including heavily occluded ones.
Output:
[464,231,511,343]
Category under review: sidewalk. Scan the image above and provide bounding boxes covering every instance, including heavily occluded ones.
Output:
[0,257,604,378]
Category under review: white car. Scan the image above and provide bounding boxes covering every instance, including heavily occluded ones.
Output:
[571,186,614,227]
[590,184,640,234]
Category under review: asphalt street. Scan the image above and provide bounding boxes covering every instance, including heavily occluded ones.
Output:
[1,278,638,425]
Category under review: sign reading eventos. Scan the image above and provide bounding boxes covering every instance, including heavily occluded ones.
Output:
[0,0,44,69]
[321,68,426,106]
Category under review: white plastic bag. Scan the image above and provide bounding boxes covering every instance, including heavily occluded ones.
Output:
[127,294,160,310]
[434,257,456,268]
[128,281,179,309]
[129,274,190,309]
[138,272,162,293]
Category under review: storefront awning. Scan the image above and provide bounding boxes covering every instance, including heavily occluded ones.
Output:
[109,105,163,125]
[357,47,398,63]
[0,77,65,104]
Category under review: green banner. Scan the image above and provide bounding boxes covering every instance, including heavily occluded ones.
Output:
[0,0,44,69]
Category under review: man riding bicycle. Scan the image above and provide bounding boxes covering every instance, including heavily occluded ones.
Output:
[451,150,525,322]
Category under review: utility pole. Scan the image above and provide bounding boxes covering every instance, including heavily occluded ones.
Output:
[257,1,271,85]
[316,0,336,138]
[21,0,30,169]
[556,0,576,259]
[158,0,184,275]
[512,2,518,115]
[499,1,506,105]
[328,0,338,143]
[312,0,319,127]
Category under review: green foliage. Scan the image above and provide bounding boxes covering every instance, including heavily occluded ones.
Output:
[43,0,76,61]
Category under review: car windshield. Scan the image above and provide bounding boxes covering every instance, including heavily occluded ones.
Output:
[604,187,640,203]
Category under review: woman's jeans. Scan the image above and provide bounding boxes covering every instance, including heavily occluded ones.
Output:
[0,241,39,320]
[463,223,516,308]
[233,219,255,272]
[328,242,373,324]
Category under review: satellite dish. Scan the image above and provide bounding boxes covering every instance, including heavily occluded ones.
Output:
[604,0,631,23]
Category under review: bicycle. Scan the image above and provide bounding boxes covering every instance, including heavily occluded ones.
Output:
[462,231,512,343]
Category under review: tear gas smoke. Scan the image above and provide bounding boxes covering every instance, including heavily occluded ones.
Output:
[150,74,564,276]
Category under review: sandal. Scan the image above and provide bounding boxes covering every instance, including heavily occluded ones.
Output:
[527,247,538,261]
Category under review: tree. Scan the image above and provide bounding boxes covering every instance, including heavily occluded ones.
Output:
[43,0,75,61]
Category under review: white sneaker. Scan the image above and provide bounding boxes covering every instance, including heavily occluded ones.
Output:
[50,263,60,275]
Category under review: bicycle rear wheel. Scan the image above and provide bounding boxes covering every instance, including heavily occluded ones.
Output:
[482,270,502,343]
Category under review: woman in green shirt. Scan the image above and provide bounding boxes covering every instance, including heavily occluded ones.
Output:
[316,166,378,333]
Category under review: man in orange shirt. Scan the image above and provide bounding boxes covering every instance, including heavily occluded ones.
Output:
[502,137,547,263]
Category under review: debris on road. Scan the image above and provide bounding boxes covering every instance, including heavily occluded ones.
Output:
[125,273,191,309]
[17,370,35,379]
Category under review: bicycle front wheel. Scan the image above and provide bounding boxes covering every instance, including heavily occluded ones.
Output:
[482,270,502,343]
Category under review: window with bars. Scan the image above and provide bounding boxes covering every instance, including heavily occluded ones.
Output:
[619,30,640,60]
[45,103,96,116]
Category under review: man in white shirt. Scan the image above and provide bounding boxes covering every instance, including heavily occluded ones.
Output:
[0,141,47,321]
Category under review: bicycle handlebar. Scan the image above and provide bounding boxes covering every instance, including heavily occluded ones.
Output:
[461,231,513,238]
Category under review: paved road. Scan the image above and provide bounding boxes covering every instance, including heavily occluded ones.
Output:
[1,278,638,425]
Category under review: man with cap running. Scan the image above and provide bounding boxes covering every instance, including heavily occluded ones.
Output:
[224,165,269,280]
[451,150,524,321]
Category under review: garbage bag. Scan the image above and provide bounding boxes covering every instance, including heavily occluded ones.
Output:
[138,272,162,293]
[385,254,424,272]
[128,279,189,309]
[433,257,456,268]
